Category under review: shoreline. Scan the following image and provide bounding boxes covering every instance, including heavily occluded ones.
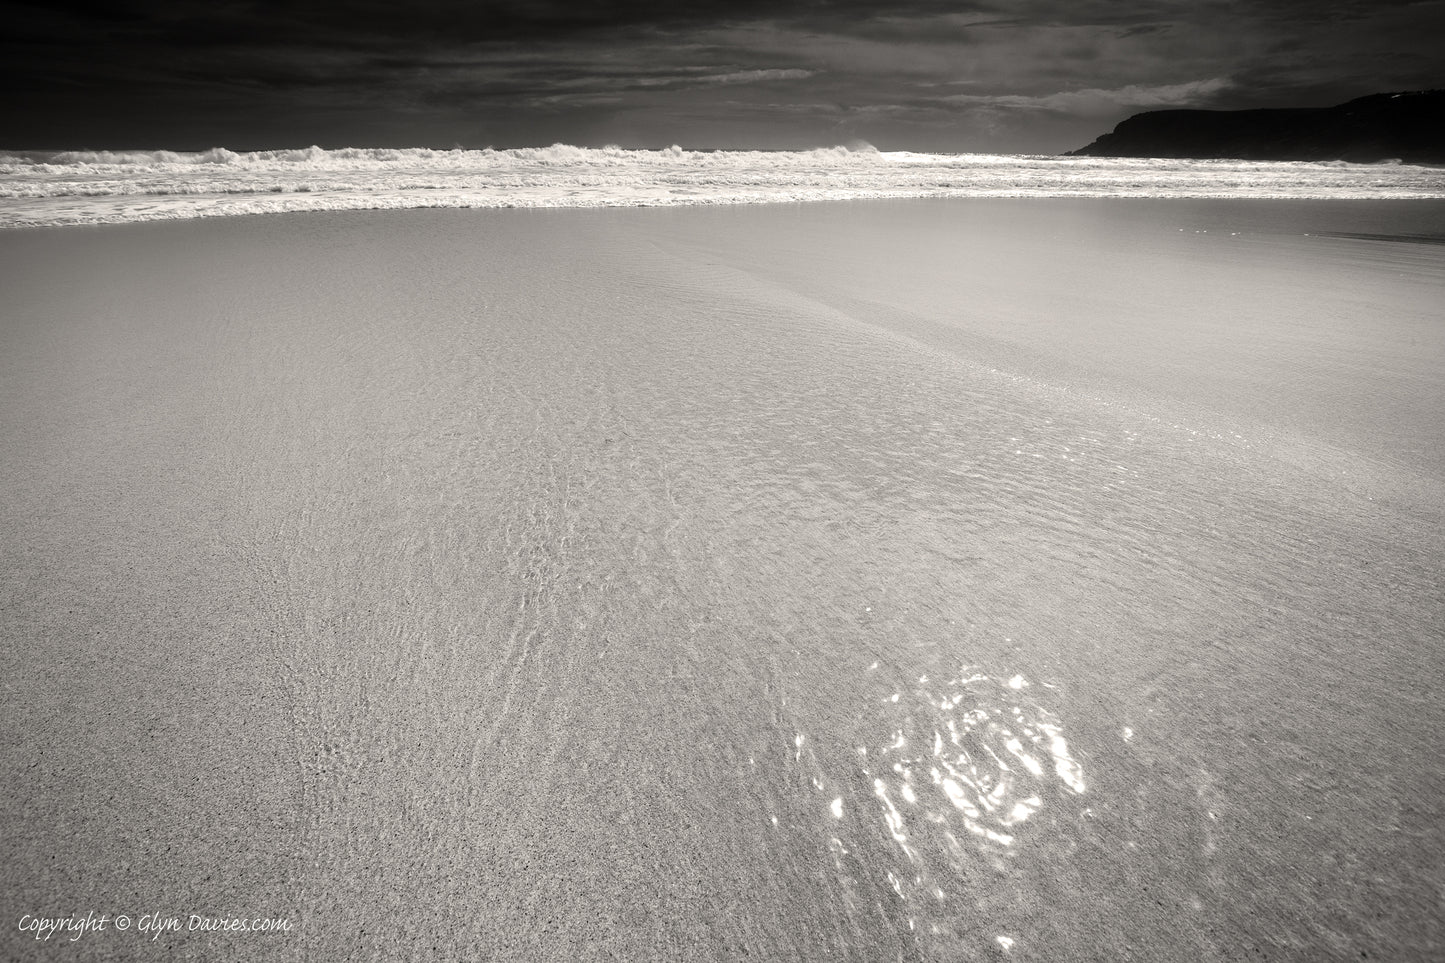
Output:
[5,149,1445,230]
[6,191,1445,234]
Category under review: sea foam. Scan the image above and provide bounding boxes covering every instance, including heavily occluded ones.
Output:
[2,143,1443,228]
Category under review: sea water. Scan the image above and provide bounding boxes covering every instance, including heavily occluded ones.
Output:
[1,198,1442,960]
[1,144,1444,227]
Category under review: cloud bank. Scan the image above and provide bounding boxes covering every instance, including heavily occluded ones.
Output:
[3,0,1440,151]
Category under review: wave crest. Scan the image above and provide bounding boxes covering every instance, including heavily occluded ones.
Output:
[2,142,1442,227]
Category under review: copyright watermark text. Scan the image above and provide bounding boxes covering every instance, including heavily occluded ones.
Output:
[17,912,293,943]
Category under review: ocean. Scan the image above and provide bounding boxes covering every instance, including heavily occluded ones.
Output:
[1,165,1443,960]
[1,144,1443,227]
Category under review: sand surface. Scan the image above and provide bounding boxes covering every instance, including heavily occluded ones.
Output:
[2,200,1443,961]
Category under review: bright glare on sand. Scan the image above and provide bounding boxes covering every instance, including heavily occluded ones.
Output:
[2,199,1443,960]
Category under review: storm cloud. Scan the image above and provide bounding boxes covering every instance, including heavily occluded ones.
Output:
[4,0,1441,151]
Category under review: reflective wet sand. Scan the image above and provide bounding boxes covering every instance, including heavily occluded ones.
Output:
[2,200,1443,960]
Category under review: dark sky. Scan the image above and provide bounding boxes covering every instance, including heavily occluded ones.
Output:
[4,0,1442,152]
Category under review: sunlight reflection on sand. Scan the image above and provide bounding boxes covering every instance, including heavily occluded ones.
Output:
[789,664,1090,953]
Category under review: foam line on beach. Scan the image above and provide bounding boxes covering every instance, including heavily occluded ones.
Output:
[3,144,1444,228]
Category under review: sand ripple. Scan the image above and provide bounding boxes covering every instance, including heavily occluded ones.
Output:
[781,665,1090,957]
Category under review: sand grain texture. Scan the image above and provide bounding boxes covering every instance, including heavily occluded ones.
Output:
[2,201,1443,961]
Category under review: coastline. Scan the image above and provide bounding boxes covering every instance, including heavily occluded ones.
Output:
[5,146,1445,229]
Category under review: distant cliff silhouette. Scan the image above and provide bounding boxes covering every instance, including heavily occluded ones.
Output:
[1068,91,1445,163]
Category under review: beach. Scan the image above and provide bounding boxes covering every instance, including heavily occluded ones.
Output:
[2,199,1443,960]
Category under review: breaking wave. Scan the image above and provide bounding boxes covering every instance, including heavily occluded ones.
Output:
[2,143,1443,227]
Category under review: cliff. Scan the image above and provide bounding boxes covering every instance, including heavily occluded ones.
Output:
[1067,90,1445,164]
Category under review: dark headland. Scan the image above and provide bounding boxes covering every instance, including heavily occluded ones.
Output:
[1068,90,1445,163]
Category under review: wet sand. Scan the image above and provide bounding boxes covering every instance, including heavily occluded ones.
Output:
[2,201,1443,961]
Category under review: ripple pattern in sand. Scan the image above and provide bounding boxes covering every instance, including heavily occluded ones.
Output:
[775,665,1090,959]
